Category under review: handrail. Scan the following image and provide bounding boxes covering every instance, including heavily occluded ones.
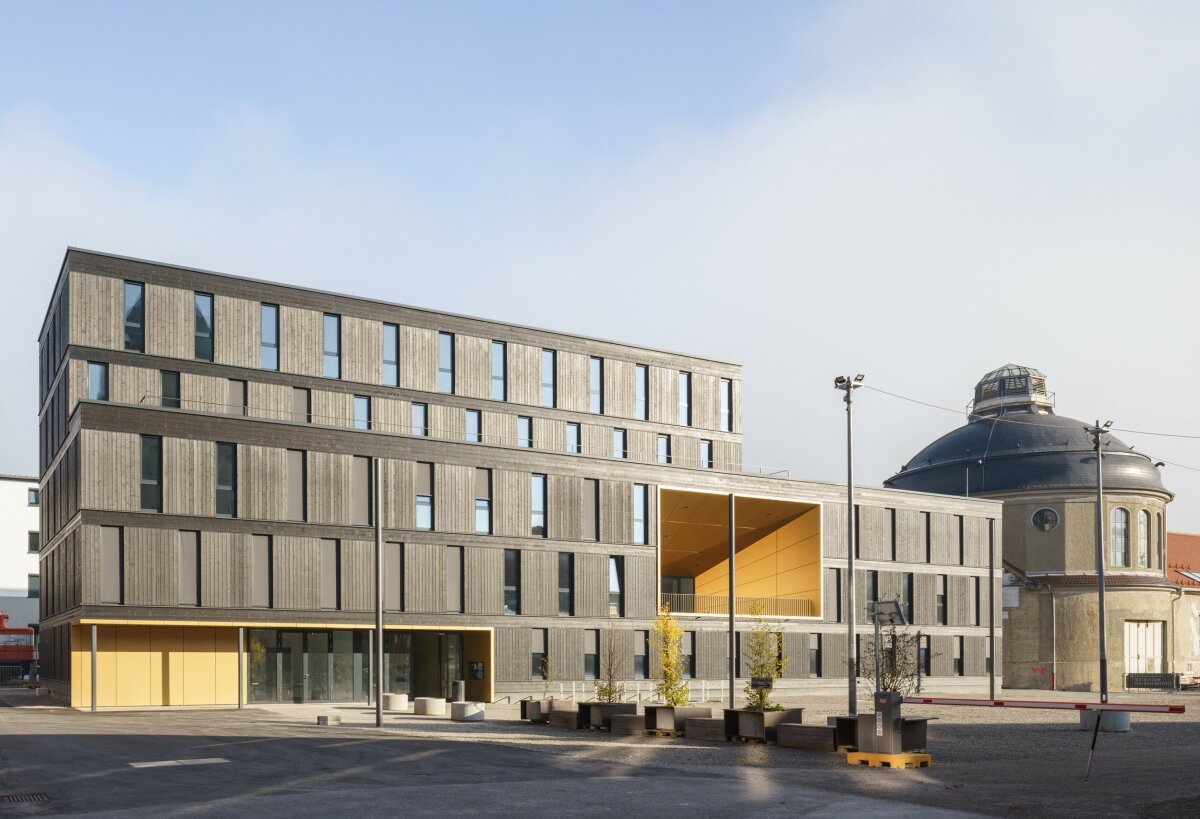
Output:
[661,592,815,618]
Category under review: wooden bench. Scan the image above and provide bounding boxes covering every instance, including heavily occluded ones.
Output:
[549,709,583,729]
[610,714,645,736]
[777,723,838,752]
[683,717,728,742]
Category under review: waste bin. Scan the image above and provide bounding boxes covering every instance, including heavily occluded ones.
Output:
[451,680,465,702]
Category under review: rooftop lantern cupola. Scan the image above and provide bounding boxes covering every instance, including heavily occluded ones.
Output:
[969,364,1055,421]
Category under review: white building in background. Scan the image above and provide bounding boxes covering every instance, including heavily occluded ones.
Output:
[0,475,41,630]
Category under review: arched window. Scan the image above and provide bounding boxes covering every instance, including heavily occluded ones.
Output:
[1157,513,1164,569]
[1111,508,1130,567]
[1137,510,1150,568]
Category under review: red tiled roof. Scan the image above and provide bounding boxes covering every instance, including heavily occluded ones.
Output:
[1167,531,1200,588]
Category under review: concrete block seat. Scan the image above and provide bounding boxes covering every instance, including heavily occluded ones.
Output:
[451,702,485,722]
[777,723,838,752]
[683,718,728,742]
[549,709,583,729]
[413,697,447,716]
[610,714,645,736]
[382,693,409,712]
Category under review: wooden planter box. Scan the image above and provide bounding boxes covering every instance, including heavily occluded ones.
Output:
[527,698,574,723]
[644,705,713,734]
[723,708,805,743]
[579,701,637,730]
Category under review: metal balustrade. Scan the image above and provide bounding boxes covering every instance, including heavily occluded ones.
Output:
[661,593,815,618]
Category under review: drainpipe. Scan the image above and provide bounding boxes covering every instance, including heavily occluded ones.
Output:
[1049,586,1057,692]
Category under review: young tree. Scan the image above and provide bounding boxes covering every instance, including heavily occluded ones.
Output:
[743,602,787,710]
[594,629,627,703]
[860,626,931,696]
[650,604,688,706]
[538,652,555,701]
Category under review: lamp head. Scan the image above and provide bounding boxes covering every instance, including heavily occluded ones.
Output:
[834,376,848,388]
[854,374,865,384]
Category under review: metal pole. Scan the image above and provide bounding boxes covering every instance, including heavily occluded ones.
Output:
[1090,421,1110,703]
[988,520,996,701]
[237,626,244,709]
[845,382,858,717]
[728,492,736,709]
[374,457,384,727]
[90,623,97,712]
[874,606,881,693]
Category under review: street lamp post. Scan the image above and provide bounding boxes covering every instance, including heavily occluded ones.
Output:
[1086,420,1112,704]
[834,374,865,717]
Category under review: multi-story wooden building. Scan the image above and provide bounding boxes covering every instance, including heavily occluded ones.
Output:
[37,248,1002,708]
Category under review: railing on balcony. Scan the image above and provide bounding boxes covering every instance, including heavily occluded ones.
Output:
[661,593,815,618]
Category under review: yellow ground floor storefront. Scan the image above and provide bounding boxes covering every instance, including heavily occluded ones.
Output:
[68,621,493,709]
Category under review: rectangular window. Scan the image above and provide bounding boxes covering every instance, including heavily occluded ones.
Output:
[721,378,733,431]
[608,556,624,617]
[287,449,306,522]
[937,574,948,625]
[194,293,214,361]
[634,630,649,678]
[558,552,574,616]
[260,303,279,370]
[919,634,931,677]
[491,341,507,401]
[216,442,237,518]
[320,538,340,610]
[382,323,399,386]
[179,531,200,606]
[589,356,604,413]
[415,462,433,531]
[475,468,491,534]
[27,531,39,553]
[541,349,557,407]
[27,488,39,506]
[465,409,481,443]
[28,574,39,599]
[411,402,428,436]
[958,515,965,565]
[531,628,547,679]
[635,364,649,420]
[566,422,581,454]
[973,576,982,626]
[810,634,822,677]
[868,569,879,606]
[438,331,455,393]
[954,636,964,676]
[87,362,109,401]
[228,379,247,416]
[678,371,691,426]
[503,548,521,615]
[385,542,403,612]
[582,479,599,541]
[612,428,627,459]
[903,572,914,624]
[517,416,532,448]
[700,439,713,469]
[351,456,371,526]
[323,313,341,378]
[834,567,843,623]
[124,281,145,353]
[161,371,180,409]
[251,534,272,608]
[445,545,463,613]
[354,395,371,430]
[140,435,162,513]
[100,526,123,604]
[682,631,695,678]
[531,474,547,537]
[293,387,311,423]
[657,434,671,465]
[633,484,648,545]
[584,630,599,680]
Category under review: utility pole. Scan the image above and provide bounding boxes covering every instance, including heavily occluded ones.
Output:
[1086,420,1112,704]
[834,374,864,717]
[374,457,384,727]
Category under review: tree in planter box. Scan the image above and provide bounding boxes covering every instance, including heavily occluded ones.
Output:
[538,652,555,701]
[743,603,787,711]
[594,629,626,703]
[650,604,688,706]
[859,626,934,696]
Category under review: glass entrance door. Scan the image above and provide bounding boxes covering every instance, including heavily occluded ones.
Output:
[281,632,304,703]
[307,632,330,701]
[440,633,463,700]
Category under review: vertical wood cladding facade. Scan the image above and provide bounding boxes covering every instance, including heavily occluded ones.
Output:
[37,249,1002,704]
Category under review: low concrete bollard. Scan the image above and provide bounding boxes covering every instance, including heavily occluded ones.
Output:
[414,697,447,716]
[451,702,485,722]
[610,714,644,736]
[382,693,409,712]
[317,715,341,726]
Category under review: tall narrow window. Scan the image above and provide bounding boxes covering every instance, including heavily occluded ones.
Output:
[411,402,428,436]
[382,323,399,386]
[228,379,247,416]
[216,442,237,518]
[919,635,931,676]
[87,362,109,401]
[973,576,982,626]
[385,542,403,612]
[582,479,599,541]
[608,556,624,617]
[953,636,964,676]
[634,630,649,678]
[287,449,306,522]
[612,428,627,459]
[558,553,574,616]
[657,434,671,465]
[140,435,162,513]
[531,628,547,679]
[27,532,39,553]
[194,293,213,361]
[260,303,279,370]
[491,340,507,401]
[351,456,371,526]
[293,387,310,423]
[354,395,371,430]
[179,531,200,606]
[320,538,340,610]
[517,416,532,448]
[1157,513,1164,569]
[161,371,180,409]
[445,545,464,613]
[584,630,599,680]
[531,474,547,537]
[678,371,691,426]
[1111,508,1130,567]
[936,574,947,625]
[720,378,733,431]
[27,575,38,599]
[541,349,556,407]
[633,484,648,545]
[635,364,649,420]
[124,281,145,353]
[100,526,123,604]
[589,356,604,414]
[867,570,879,605]
[903,572,914,624]
[415,462,433,531]
[1137,510,1150,568]
[700,439,713,469]
[251,535,272,608]
[834,567,843,623]
[465,409,481,443]
[503,549,521,615]
[323,313,341,378]
[682,631,695,678]
[475,469,492,534]
[438,331,455,393]
[566,422,581,454]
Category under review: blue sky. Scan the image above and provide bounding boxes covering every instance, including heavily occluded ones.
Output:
[4,2,1200,527]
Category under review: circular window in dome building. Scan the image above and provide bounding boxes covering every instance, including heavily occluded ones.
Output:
[1031,508,1059,532]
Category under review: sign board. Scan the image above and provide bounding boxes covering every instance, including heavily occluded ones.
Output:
[875,712,883,737]
[749,676,772,690]
[1124,673,1179,691]
[1003,587,1019,608]
[469,661,485,681]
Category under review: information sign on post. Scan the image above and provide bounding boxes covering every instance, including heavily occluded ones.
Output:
[749,676,772,691]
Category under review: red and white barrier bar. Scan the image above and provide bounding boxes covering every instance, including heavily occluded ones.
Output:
[903,696,1184,714]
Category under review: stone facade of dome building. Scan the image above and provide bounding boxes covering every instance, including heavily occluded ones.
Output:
[887,365,1195,692]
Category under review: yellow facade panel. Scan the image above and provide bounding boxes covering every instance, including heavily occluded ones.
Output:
[114,626,152,707]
